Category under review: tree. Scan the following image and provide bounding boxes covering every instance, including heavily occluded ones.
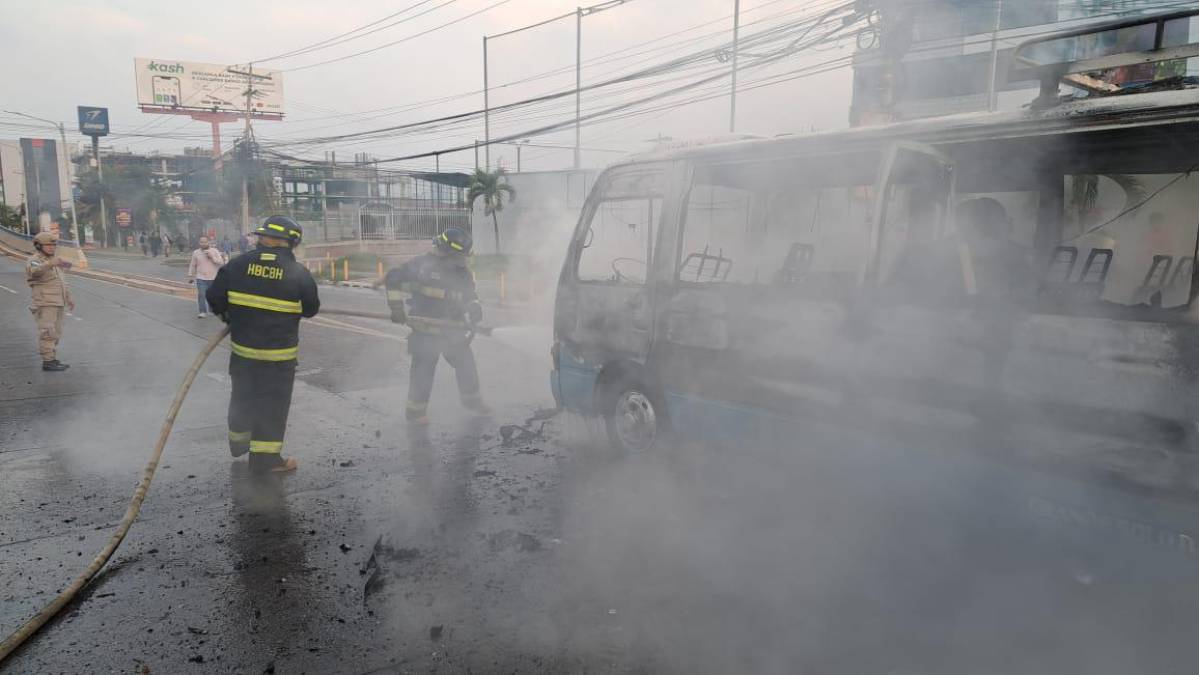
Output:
[0,203,23,231]
[466,167,516,254]
[74,159,190,247]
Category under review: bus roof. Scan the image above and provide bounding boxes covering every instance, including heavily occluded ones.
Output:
[625,88,1199,166]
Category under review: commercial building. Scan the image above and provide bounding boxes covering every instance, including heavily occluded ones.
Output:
[0,137,73,235]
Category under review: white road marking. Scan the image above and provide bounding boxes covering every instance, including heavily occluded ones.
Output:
[205,372,229,384]
[0,284,17,294]
[296,369,322,377]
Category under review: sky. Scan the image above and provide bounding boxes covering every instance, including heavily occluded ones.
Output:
[0,0,858,173]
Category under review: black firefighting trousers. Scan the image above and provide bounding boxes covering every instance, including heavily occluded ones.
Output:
[227,354,297,469]
[406,331,481,420]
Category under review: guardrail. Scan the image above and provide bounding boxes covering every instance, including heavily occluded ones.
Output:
[0,225,88,269]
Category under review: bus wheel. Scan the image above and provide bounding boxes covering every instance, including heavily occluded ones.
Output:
[605,380,665,453]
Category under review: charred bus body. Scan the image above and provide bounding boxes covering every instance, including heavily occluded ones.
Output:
[552,15,1199,574]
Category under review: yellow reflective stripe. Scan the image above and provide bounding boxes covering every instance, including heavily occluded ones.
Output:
[231,342,298,361]
[419,286,447,299]
[386,290,404,300]
[249,440,283,454]
[449,241,464,251]
[267,223,286,232]
[227,291,302,314]
[406,400,428,411]
[228,430,252,442]
[288,230,301,239]
[260,253,277,261]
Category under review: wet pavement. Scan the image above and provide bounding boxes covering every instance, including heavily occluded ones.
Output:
[5,254,1199,673]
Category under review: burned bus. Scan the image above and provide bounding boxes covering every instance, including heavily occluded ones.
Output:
[552,13,1199,571]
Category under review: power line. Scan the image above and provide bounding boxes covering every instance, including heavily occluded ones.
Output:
[250,0,447,63]
[283,0,515,72]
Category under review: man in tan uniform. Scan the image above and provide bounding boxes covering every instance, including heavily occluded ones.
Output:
[26,231,74,371]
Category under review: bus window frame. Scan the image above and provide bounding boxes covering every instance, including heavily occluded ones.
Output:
[569,162,675,288]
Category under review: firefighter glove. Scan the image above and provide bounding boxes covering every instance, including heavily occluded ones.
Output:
[466,301,483,327]
[390,304,407,325]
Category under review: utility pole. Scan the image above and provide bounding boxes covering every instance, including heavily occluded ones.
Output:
[434,153,441,232]
[241,65,253,235]
[730,0,741,133]
[575,6,583,169]
[986,0,1004,112]
[483,37,491,170]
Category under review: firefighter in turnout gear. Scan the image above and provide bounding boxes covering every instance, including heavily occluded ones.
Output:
[26,231,74,371]
[384,227,490,425]
[207,216,320,473]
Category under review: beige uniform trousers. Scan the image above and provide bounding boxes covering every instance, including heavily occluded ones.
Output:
[32,305,65,361]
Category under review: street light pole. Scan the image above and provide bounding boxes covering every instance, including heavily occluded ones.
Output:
[986,0,1004,112]
[56,122,79,243]
[483,36,491,170]
[730,0,741,133]
[575,6,583,170]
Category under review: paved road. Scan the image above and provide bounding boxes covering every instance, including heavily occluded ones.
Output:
[3,255,1198,673]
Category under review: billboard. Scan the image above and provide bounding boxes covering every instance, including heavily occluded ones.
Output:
[77,106,110,136]
[116,208,132,228]
[134,58,284,117]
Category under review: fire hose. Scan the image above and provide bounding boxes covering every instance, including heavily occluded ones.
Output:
[0,309,488,663]
[0,326,231,665]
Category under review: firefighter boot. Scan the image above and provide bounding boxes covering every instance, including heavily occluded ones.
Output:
[249,453,298,474]
[42,360,69,372]
[406,400,431,427]
[462,392,492,417]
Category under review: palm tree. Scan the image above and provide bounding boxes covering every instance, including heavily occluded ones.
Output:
[466,167,516,254]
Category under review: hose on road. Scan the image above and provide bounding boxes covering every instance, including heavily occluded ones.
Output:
[0,326,231,665]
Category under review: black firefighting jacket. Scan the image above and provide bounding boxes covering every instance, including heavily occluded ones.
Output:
[207,245,320,361]
[384,253,479,329]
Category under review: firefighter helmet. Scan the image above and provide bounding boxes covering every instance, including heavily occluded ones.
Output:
[254,216,303,247]
[434,227,472,256]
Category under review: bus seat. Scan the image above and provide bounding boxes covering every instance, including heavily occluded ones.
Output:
[1072,248,1114,303]
[1142,255,1174,287]
[777,243,815,285]
[1132,255,1174,306]
[1168,257,1193,288]
[1046,246,1079,284]
[679,245,733,284]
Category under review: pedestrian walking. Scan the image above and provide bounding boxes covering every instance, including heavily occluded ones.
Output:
[140,232,149,256]
[25,232,74,371]
[383,227,490,426]
[207,216,319,474]
[162,232,172,258]
[149,231,161,257]
[220,235,232,257]
[188,236,226,318]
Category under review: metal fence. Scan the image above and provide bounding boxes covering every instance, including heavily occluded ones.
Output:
[298,205,471,243]
[359,204,471,241]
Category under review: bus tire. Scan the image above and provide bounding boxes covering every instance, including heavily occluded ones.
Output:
[602,374,668,454]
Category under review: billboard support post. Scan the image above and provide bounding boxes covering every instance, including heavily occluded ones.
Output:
[76,106,110,245]
[92,136,106,246]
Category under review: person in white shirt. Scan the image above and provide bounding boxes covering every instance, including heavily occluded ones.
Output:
[188,236,226,317]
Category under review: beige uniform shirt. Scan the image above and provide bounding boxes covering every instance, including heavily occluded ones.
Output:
[26,252,72,307]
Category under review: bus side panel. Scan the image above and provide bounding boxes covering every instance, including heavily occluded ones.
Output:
[553,342,601,414]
